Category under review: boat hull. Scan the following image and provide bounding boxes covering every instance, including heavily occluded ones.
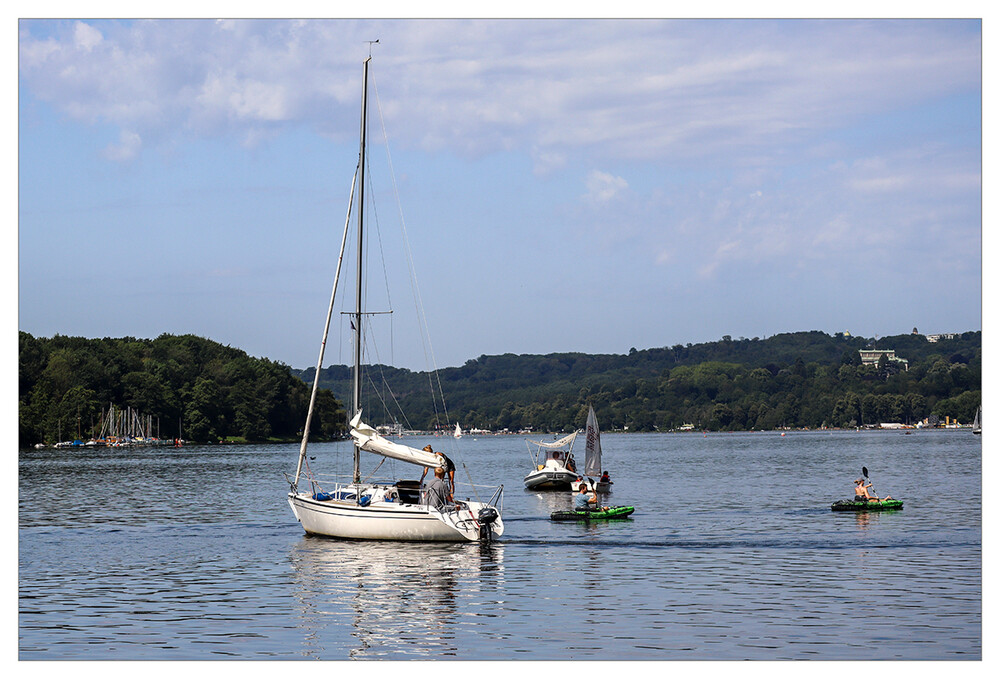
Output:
[288,491,504,542]
[831,499,903,511]
[524,468,578,490]
[551,506,635,522]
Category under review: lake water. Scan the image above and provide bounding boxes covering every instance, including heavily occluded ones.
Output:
[19,429,981,660]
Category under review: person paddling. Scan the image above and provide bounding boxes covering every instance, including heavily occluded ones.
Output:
[574,484,607,512]
[854,478,892,502]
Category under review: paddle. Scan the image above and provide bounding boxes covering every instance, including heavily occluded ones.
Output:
[862,466,880,500]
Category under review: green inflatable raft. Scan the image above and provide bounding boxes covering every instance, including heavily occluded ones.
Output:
[551,506,635,522]
[831,499,903,511]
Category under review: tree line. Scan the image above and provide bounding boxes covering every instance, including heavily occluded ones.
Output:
[19,332,344,446]
[20,329,980,447]
[296,330,981,433]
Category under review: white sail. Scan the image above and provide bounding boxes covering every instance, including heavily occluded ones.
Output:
[584,405,602,476]
[454,423,463,438]
[350,413,442,467]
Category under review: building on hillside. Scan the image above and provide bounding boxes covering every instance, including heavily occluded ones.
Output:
[926,333,958,342]
[858,349,909,371]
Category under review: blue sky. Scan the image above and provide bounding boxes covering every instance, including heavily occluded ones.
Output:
[17,17,984,372]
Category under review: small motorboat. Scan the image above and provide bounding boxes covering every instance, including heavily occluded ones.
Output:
[524,432,580,490]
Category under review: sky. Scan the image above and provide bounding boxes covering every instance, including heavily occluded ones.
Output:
[16,15,986,372]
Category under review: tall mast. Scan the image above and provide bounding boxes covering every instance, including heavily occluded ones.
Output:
[352,56,371,484]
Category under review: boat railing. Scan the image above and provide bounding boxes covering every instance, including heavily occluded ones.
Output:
[291,471,503,509]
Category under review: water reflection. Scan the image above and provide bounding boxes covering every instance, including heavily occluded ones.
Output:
[288,537,505,659]
[523,489,574,516]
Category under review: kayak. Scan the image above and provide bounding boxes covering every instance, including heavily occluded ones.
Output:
[831,499,903,511]
[551,506,635,522]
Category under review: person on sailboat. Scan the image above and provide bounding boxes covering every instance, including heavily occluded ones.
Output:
[420,445,455,492]
[600,471,612,486]
[425,467,453,509]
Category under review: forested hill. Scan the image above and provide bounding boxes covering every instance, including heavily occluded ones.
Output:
[19,332,345,446]
[294,330,981,433]
[19,329,981,446]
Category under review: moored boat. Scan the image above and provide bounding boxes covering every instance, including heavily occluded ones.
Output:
[286,53,503,543]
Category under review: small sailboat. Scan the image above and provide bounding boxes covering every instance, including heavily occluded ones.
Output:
[286,54,503,543]
[583,405,613,493]
[973,406,981,435]
[523,432,579,490]
[454,423,463,439]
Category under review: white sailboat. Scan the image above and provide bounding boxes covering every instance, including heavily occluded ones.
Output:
[454,423,463,439]
[571,405,612,492]
[286,54,503,543]
[973,406,981,435]
[584,405,613,493]
[523,432,579,490]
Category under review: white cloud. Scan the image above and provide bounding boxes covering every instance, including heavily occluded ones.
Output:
[849,175,911,193]
[531,147,567,175]
[102,129,142,162]
[17,19,980,166]
[197,75,289,122]
[73,21,103,51]
[584,169,628,204]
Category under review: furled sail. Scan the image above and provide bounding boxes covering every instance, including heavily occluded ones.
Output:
[584,405,602,477]
[350,413,441,467]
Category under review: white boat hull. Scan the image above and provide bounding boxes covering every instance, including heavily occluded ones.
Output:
[288,489,503,543]
[524,468,578,490]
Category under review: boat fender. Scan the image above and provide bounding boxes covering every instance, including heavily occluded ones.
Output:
[359,495,371,507]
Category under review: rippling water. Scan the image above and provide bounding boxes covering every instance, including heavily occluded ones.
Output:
[19,429,981,659]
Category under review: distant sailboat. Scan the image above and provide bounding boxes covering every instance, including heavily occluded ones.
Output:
[973,406,981,435]
[454,423,463,439]
[584,405,612,493]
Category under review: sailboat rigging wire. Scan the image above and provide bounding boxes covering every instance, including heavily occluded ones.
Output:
[371,65,453,437]
[368,364,415,432]
[362,456,386,483]
[293,162,360,488]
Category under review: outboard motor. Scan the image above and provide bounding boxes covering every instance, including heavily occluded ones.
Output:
[477,506,500,543]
